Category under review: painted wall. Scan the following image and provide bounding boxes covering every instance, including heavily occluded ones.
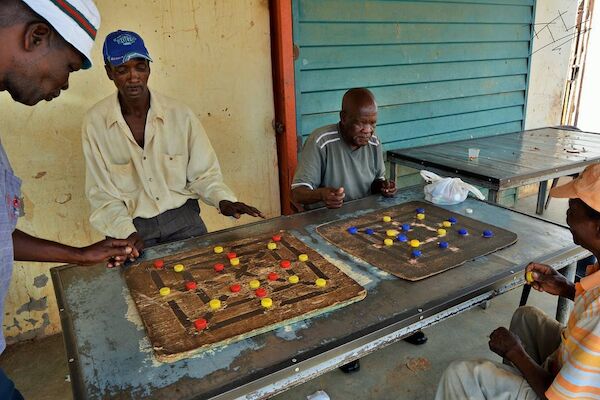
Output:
[525,0,579,129]
[575,1,600,131]
[0,0,278,344]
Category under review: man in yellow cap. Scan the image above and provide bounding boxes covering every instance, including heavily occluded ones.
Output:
[435,164,600,399]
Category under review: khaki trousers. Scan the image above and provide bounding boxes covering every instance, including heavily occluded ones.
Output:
[435,306,563,400]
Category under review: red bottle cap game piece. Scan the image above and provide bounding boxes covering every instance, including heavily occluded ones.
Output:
[185,281,197,291]
[230,284,241,293]
[255,288,267,297]
[268,272,279,281]
[280,260,291,269]
[226,252,237,259]
[194,318,207,331]
[272,234,282,242]
[214,263,225,272]
[153,259,164,269]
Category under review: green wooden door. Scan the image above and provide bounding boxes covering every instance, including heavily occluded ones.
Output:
[292,0,535,150]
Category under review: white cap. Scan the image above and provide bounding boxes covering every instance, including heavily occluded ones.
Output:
[21,0,100,69]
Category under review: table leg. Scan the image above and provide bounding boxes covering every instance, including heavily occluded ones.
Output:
[556,262,576,324]
[389,161,397,182]
[487,189,499,203]
[536,180,548,215]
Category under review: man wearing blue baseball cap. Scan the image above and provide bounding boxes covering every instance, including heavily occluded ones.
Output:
[82,30,265,249]
[0,2,140,398]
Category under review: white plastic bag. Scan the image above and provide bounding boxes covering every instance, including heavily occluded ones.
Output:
[420,170,485,205]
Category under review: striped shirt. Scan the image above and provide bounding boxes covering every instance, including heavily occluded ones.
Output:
[292,124,385,207]
[546,263,600,399]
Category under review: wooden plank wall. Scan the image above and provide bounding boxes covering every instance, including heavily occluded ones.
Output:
[292,0,535,150]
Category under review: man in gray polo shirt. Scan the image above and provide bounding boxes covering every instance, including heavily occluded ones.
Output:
[292,88,396,209]
[291,88,427,374]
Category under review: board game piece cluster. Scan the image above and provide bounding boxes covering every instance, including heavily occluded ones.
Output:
[345,206,495,259]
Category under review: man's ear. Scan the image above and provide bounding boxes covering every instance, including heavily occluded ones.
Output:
[23,22,52,52]
[339,110,346,124]
[104,64,114,81]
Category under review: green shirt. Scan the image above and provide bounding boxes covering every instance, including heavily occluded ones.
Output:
[292,123,385,206]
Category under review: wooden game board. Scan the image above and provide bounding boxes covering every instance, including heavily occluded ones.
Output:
[123,232,366,362]
[316,201,518,281]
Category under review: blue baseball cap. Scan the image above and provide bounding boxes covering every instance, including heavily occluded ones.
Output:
[103,30,152,66]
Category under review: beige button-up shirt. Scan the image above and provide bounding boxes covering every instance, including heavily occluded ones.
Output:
[82,90,237,239]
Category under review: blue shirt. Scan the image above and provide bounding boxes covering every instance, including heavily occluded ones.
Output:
[0,142,21,354]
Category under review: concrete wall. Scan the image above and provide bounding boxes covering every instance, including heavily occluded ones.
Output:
[0,0,279,344]
[525,0,579,129]
[575,1,600,131]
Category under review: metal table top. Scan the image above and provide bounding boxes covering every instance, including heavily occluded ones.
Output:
[51,186,587,399]
[386,127,600,190]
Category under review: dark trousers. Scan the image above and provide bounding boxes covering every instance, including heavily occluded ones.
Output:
[133,199,208,247]
[0,368,23,400]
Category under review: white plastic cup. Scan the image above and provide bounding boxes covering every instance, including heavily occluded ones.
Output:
[468,148,480,160]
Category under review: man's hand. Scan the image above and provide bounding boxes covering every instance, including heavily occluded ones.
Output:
[489,327,524,359]
[219,200,265,219]
[78,239,133,267]
[380,180,397,197]
[319,187,345,208]
[525,262,575,300]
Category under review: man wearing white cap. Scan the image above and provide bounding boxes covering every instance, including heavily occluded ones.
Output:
[82,30,265,249]
[0,1,138,397]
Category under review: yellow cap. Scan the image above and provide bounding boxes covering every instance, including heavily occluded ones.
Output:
[249,279,260,289]
[384,238,394,246]
[209,299,221,310]
[261,298,273,308]
[230,257,240,266]
[437,229,446,237]
[288,275,299,284]
[416,213,425,220]
[173,264,184,272]
[386,229,399,237]
[442,221,452,228]
[409,239,420,248]
[383,216,392,222]
[315,278,327,287]
[267,242,277,250]
[526,271,535,283]
[213,246,224,254]
[298,254,309,262]
[159,287,171,296]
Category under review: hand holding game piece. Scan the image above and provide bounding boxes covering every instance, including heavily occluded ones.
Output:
[379,180,397,198]
[219,200,265,219]
[80,238,134,268]
[488,327,523,359]
[524,262,575,299]
[319,187,345,209]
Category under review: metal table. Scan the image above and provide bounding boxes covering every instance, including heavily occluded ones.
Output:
[387,127,600,214]
[51,186,588,399]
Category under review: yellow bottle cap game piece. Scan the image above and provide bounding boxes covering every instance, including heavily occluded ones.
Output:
[383,216,392,222]
[384,238,394,246]
[173,264,184,272]
[437,229,447,237]
[386,229,399,237]
[230,257,240,266]
[442,221,452,228]
[315,278,327,287]
[267,242,277,250]
[213,246,224,254]
[298,254,309,262]
[261,298,273,308]
[409,239,420,248]
[249,279,261,289]
[288,275,299,284]
[416,213,425,220]
[159,287,171,296]
[209,299,221,310]
[526,271,535,283]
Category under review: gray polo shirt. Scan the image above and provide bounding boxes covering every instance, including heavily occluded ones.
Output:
[292,123,385,206]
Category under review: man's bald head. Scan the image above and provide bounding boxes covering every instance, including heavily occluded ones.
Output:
[0,0,40,28]
[339,88,378,149]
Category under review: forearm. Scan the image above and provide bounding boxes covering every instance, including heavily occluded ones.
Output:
[13,229,84,264]
[507,348,555,399]
[292,187,323,205]
[561,282,576,301]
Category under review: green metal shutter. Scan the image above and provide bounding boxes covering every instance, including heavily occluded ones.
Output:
[292,0,535,150]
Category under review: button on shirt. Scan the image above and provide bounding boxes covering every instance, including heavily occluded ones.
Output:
[292,123,385,206]
[83,91,237,239]
[0,141,22,354]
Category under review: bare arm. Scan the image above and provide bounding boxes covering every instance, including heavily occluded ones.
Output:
[292,186,345,209]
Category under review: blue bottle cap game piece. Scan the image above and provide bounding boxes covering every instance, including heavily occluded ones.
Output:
[458,228,468,236]
[365,228,375,235]
[411,249,422,258]
[482,230,494,238]
[439,241,449,249]
[448,217,457,224]
[348,226,358,234]
[397,234,408,242]
[401,223,411,231]
[416,207,425,214]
